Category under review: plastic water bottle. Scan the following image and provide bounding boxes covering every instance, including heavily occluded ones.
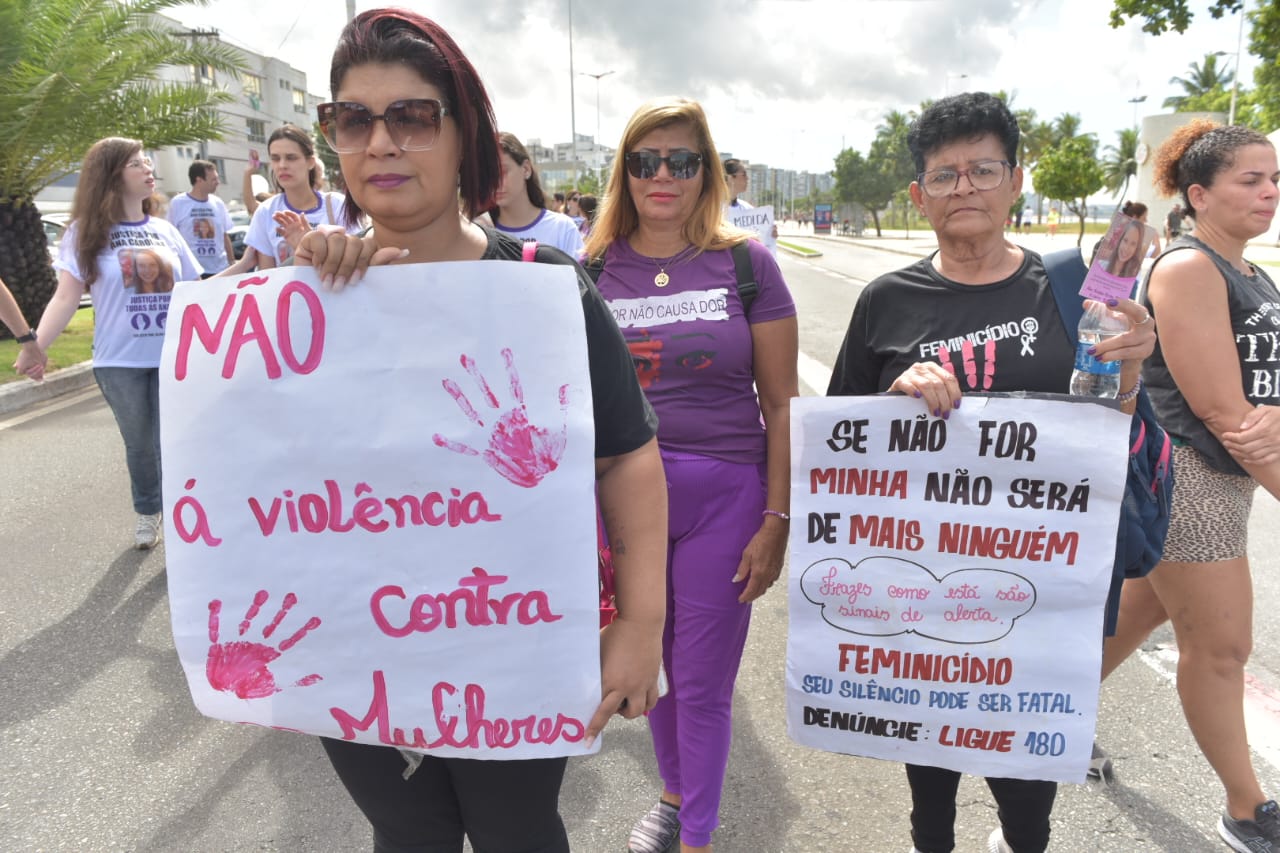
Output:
[1070,301,1127,398]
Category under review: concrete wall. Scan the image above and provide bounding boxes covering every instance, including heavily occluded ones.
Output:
[1133,111,1227,234]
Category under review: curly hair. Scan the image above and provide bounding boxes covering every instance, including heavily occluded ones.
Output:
[1153,119,1272,217]
[907,92,1020,174]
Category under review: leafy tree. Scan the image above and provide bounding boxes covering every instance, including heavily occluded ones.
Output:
[870,109,917,233]
[1034,137,1104,246]
[1109,0,1240,35]
[834,149,896,237]
[1102,127,1139,200]
[1163,53,1233,109]
[0,0,244,330]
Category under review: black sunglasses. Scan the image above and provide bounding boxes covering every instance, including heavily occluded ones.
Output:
[625,150,703,180]
[317,98,450,154]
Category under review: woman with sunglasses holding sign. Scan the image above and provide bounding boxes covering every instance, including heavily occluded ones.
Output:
[294,9,668,852]
[581,98,798,853]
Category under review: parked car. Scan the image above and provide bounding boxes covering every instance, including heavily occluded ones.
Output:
[228,209,250,260]
[42,213,69,261]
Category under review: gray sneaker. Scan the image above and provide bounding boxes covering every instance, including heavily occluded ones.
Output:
[134,512,162,550]
[628,801,680,853]
[1219,799,1280,852]
[987,827,1013,853]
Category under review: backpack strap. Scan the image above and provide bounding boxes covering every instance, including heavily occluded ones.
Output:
[1041,247,1088,344]
[731,240,758,317]
[583,256,605,284]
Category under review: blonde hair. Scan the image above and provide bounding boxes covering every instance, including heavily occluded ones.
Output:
[584,97,750,261]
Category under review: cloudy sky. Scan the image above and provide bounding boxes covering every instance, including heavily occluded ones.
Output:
[170,0,1257,178]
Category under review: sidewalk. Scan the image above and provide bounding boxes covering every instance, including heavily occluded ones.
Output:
[780,222,1280,266]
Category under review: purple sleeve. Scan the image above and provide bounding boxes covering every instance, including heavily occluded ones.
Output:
[743,238,795,323]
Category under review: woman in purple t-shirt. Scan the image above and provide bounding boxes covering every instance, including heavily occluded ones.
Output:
[584,97,799,853]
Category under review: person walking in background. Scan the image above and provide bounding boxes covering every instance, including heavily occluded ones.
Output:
[577,194,598,238]
[489,132,585,257]
[723,159,752,208]
[1046,206,1060,238]
[584,96,798,853]
[827,92,1154,853]
[295,9,669,851]
[14,138,201,549]
[1,275,46,380]
[1100,120,1280,853]
[168,159,234,277]
[222,125,357,275]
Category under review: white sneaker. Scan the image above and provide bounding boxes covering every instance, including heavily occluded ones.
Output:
[987,827,1014,853]
[134,512,162,550]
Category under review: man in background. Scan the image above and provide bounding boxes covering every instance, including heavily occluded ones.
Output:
[168,160,234,278]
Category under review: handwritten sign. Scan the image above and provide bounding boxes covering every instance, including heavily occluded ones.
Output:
[728,204,777,255]
[786,395,1129,781]
[159,262,602,759]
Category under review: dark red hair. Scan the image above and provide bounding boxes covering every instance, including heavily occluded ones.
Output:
[327,8,500,219]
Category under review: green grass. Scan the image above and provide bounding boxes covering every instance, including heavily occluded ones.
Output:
[0,309,94,385]
[777,240,821,256]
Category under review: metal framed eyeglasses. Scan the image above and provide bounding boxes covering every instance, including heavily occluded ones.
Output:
[916,160,1011,198]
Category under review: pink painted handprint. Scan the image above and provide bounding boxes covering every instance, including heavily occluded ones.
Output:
[206,591,322,699]
[432,348,569,488]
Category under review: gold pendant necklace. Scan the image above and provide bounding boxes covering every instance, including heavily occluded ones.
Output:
[651,245,694,288]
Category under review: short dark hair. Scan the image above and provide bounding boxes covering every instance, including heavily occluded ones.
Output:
[723,158,744,177]
[328,8,500,219]
[188,159,216,186]
[907,92,1019,174]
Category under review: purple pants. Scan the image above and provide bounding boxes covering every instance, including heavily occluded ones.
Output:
[648,450,765,847]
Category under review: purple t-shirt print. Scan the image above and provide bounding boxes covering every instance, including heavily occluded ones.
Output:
[596,238,795,464]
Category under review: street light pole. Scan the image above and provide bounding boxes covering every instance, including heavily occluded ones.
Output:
[1128,95,1146,129]
[567,0,578,183]
[1229,0,1245,125]
[579,70,615,149]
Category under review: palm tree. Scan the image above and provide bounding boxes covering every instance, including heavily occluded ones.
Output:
[1164,53,1233,109]
[1102,128,1140,200]
[0,0,244,330]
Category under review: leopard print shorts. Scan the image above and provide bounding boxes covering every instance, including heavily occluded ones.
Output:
[1162,444,1257,563]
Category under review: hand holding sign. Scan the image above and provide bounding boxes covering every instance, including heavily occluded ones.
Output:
[433,348,569,488]
[206,591,323,699]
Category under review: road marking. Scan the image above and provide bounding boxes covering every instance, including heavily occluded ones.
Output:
[0,386,102,431]
[798,350,833,395]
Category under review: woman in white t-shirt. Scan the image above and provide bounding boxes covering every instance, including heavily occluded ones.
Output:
[223,125,359,274]
[488,132,585,257]
[15,137,202,549]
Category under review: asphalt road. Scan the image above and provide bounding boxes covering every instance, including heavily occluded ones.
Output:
[1,236,1278,852]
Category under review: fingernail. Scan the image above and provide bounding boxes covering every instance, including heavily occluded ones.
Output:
[943,411,950,420]
[913,390,923,398]
[731,573,744,583]
[334,276,347,290]
[933,408,940,417]
[1106,299,1119,307]
[583,733,596,749]
[322,274,334,290]
[398,248,410,259]
[953,399,961,409]
[1087,346,1097,355]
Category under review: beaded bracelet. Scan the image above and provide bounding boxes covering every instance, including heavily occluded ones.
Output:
[1116,376,1144,404]
[762,509,791,521]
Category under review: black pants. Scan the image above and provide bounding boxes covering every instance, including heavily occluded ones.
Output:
[906,763,1057,853]
[321,737,570,853]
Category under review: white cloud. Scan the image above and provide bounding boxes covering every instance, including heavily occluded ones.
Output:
[169,0,1260,178]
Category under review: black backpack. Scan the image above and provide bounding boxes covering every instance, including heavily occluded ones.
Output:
[583,240,759,316]
[1041,248,1174,586]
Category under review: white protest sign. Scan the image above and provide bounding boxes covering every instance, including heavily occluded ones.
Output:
[728,204,777,255]
[160,262,601,759]
[786,395,1129,781]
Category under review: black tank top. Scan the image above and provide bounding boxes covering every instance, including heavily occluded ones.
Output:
[1143,235,1280,475]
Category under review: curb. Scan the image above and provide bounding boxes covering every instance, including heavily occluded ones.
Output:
[0,361,96,416]
[777,243,823,259]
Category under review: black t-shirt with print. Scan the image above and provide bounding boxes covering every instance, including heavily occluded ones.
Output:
[479,225,658,458]
[827,250,1076,396]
